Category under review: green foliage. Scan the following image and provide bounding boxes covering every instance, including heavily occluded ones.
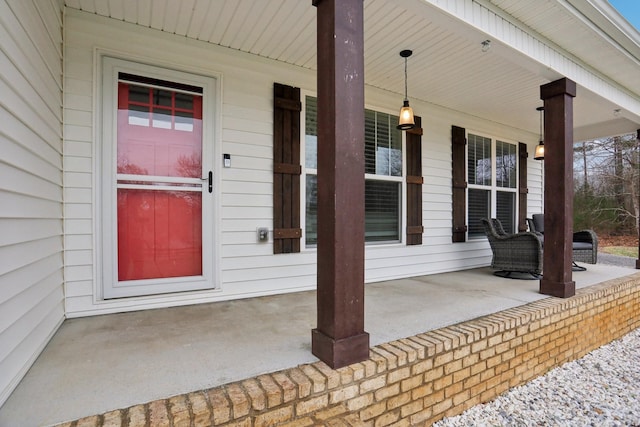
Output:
[573,132,639,237]
[573,188,621,234]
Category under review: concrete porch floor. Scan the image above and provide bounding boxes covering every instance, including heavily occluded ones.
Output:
[0,263,637,426]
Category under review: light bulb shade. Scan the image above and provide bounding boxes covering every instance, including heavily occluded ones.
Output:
[397,100,415,130]
[534,141,544,160]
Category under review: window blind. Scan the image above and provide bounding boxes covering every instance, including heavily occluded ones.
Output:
[496,191,516,233]
[468,134,492,186]
[496,140,517,189]
[468,188,491,238]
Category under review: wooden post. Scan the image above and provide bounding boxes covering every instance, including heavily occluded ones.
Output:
[539,78,576,298]
[311,0,369,368]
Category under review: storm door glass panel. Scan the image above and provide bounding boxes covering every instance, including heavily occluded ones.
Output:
[468,189,490,238]
[116,78,204,281]
[496,191,516,234]
[117,190,202,280]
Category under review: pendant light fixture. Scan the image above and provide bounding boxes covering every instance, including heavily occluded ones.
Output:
[397,49,415,130]
[534,106,545,160]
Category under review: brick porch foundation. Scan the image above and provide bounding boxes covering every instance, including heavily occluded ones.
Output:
[59,274,640,427]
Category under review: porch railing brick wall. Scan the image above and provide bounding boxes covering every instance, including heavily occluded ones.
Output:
[60,274,640,427]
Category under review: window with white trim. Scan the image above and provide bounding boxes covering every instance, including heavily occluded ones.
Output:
[303,96,404,246]
[467,133,517,238]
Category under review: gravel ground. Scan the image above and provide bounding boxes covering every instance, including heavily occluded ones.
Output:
[597,252,637,268]
[434,327,640,427]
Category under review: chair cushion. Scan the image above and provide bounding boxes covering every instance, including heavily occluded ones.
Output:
[572,241,592,250]
[535,236,592,250]
[532,214,544,233]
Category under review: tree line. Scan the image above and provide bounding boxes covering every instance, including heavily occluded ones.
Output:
[573,131,639,235]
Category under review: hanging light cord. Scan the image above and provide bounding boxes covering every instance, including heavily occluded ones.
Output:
[539,108,543,141]
[404,56,409,102]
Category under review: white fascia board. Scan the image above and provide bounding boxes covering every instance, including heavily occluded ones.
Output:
[417,0,640,124]
[567,0,640,58]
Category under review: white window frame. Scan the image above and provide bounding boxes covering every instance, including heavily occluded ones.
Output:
[466,130,519,240]
[300,91,407,249]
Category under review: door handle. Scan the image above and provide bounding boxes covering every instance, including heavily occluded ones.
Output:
[207,171,213,193]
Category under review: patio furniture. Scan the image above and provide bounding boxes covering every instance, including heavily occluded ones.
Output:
[481,218,543,279]
[527,213,598,268]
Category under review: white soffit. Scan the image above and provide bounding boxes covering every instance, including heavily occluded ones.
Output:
[488,0,640,95]
[63,0,640,139]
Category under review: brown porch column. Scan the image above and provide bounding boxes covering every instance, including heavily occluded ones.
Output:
[540,78,577,298]
[311,0,369,368]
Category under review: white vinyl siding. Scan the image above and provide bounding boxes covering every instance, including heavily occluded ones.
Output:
[0,0,64,407]
[63,10,319,316]
[63,9,542,317]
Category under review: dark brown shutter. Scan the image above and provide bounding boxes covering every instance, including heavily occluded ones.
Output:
[406,116,423,245]
[273,83,302,254]
[452,125,467,242]
[518,142,528,232]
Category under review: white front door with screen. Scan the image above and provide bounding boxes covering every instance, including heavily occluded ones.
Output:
[101,58,218,299]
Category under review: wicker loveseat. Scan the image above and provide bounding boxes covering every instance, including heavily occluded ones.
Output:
[481,218,543,278]
[527,213,598,267]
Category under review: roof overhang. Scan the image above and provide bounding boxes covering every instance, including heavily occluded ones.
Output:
[63,0,640,140]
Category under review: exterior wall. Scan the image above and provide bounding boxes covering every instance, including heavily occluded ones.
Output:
[61,273,640,426]
[0,0,65,406]
[63,9,542,317]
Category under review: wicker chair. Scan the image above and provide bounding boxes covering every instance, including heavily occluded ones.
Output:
[528,214,598,267]
[481,218,543,279]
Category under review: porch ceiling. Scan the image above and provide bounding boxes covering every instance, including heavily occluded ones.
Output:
[64,0,640,140]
